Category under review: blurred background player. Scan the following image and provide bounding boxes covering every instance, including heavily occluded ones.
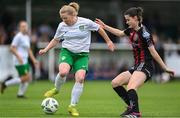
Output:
[96,7,174,117]
[39,2,115,117]
[0,21,38,98]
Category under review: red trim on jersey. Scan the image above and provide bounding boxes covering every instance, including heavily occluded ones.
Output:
[129,31,139,64]
[138,33,145,63]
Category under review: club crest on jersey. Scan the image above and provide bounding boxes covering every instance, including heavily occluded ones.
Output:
[79,25,85,31]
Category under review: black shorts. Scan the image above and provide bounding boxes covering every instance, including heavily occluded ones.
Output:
[128,61,154,81]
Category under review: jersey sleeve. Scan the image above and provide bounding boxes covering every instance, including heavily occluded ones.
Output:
[87,19,100,31]
[123,28,132,36]
[142,31,154,47]
[11,35,19,47]
[53,23,64,40]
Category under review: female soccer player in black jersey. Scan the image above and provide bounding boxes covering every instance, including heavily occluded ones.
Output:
[96,7,174,117]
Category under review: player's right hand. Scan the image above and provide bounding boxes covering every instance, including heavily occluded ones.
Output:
[39,49,47,55]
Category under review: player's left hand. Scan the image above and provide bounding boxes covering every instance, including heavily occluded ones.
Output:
[107,41,115,52]
[165,68,175,77]
[39,49,47,55]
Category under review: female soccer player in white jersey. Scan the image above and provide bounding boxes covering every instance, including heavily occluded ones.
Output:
[0,21,38,98]
[39,2,115,116]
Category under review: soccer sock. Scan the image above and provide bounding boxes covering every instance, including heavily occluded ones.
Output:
[113,86,130,106]
[127,89,139,112]
[54,73,66,91]
[5,77,21,86]
[17,82,29,96]
[70,82,83,106]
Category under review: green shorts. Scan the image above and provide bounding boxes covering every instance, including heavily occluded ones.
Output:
[59,48,89,73]
[15,63,30,76]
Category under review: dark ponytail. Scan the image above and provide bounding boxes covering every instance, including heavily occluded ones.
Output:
[124,7,143,24]
[136,7,143,23]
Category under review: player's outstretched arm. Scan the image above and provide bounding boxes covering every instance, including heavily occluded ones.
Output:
[39,39,59,55]
[148,45,175,77]
[95,18,125,37]
[97,27,115,52]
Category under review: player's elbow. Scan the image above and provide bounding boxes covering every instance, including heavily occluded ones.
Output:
[116,31,124,37]
[9,46,14,52]
[150,50,158,59]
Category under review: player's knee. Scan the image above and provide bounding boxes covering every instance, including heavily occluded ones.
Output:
[21,79,26,83]
[59,70,68,77]
[111,79,119,87]
[76,72,85,83]
[76,75,85,83]
[76,79,84,83]
[76,76,85,83]
[21,75,30,83]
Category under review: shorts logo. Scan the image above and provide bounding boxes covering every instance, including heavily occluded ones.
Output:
[62,56,66,61]
[24,69,28,74]
[79,25,85,31]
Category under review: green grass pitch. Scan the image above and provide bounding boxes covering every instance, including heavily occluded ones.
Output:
[0,80,180,117]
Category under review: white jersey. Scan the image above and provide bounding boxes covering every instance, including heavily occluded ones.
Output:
[11,32,30,65]
[54,17,100,53]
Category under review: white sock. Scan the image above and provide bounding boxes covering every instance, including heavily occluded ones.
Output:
[54,73,66,91]
[17,82,29,96]
[5,77,21,86]
[70,82,84,106]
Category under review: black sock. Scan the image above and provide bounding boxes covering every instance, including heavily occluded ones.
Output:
[113,86,130,106]
[127,89,139,112]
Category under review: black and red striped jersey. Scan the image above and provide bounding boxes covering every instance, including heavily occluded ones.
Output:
[124,25,154,64]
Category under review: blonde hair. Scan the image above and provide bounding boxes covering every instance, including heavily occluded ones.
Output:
[59,2,80,16]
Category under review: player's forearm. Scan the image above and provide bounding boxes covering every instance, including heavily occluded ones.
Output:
[10,46,22,61]
[44,39,59,52]
[98,28,112,43]
[150,47,167,71]
[104,25,124,37]
[153,54,167,71]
